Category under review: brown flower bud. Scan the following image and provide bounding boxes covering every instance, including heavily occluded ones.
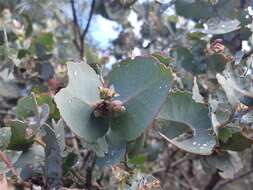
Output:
[92,99,126,118]
[92,100,110,118]
[109,100,126,117]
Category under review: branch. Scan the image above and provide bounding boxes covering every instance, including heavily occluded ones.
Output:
[152,154,194,174]
[70,0,95,59]
[70,0,81,50]
[84,151,96,188]
[0,150,18,176]
[203,171,221,190]
[81,0,96,40]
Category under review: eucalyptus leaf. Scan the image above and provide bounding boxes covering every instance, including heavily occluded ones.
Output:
[96,130,126,167]
[219,127,252,151]
[0,150,22,174]
[54,61,109,142]
[43,124,62,189]
[200,19,240,35]
[216,71,253,106]
[151,53,172,66]
[216,73,237,106]
[175,0,240,20]
[107,56,173,140]
[82,136,108,157]
[175,0,214,19]
[7,120,34,151]
[192,77,204,103]
[31,32,54,59]
[14,144,45,180]
[16,95,38,119]
[36,93,57,118]
[155,91,216,155]
[52,119,66,154]
[201,151,242,179]
[0,127,11,150]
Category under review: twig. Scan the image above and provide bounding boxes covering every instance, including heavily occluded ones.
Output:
[70,0,96,59]
[213,169,253,190]
[34,138,46,148]
[70,169,85,182]
[171,154,193,168]
[0,150,18,176]
[152,154,194,174]
[180,171,198,190]
[242,49,253,60]
[203,171,221,190]
[187,159,194,177]
[70,0,81,52]
[84,151,96,188]
[81,0,96,40]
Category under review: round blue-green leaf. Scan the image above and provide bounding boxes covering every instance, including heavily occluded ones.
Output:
[155,91,216,155]
[0,150,22,174]
[199,19,240,35]
[175,0,214,19]
[7,120,34,151]
[201,151,242,179]
[16,95,38,119]
[219,127,252,151]
[107,56,173,141]
[96,130,126,167]
[54,61,108,143]
[0,127,11,150]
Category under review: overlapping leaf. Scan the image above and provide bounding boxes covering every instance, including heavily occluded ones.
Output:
[218,127,252,151]
[7,120,34,151]
[200,19,240,35]
[96,130,126,166]
[0,127,11,150]
[107,56,173,140]
[175,0,240,20]
[201,151,242,179]
[155,91,216,155]
[54,61,108,143]
[175,0,214,19]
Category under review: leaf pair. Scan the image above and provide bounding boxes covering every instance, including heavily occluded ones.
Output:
[54,57,173,151]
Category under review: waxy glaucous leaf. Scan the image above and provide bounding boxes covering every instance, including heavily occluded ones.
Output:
[54,61,108,143]
[201,151,242,179]
[175,0,240,20]
[107,56,173,140]
[155,91,216,155]
[200,19,240,35]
